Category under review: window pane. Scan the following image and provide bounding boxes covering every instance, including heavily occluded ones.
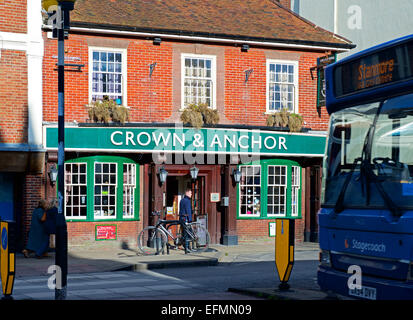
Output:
[65,163,87,218]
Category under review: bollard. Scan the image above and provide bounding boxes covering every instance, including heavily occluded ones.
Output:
[275,219,295,291]
[1,220,16,300]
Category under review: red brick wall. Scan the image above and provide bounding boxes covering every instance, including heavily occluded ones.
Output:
[43,32,328,130]
[0,0,27,33]
[42,32,329,244]
[299,53,330,131]
[22,174,45,246]
[67,221,143,249]
[43,34,174,123]
[0,50,28,144]
[237,219,304,244]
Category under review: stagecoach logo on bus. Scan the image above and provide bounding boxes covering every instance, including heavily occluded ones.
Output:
[345,238,386,254]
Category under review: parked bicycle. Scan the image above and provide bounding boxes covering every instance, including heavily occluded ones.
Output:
[137,210,210,255]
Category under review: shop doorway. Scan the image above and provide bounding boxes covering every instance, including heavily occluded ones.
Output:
[309,166,321,242]
[165,176,206,221]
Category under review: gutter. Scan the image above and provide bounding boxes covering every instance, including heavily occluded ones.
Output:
[49,22,355,52]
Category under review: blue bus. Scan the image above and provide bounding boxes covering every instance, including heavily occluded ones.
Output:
[317,35,413,300]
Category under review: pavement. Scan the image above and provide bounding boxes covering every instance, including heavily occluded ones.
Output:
[13,240,328,300]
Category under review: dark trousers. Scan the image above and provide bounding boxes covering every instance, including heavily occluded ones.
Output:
[179,216,191,249]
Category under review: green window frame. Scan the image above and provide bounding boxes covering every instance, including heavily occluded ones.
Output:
[64,155,140,222]
[237,159,302,220]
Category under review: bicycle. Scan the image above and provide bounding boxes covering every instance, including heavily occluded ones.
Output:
[137,210,210,255]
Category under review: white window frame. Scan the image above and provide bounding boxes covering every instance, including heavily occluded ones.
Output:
[94,162,118,220]
[266,59,299,114]
[181,53,217,110]
[123,163,136,219]
[64,162,88,220]
[88,46,128,107]
[291,166,301,217]
[238,165,262,218]
[267,165,288,218]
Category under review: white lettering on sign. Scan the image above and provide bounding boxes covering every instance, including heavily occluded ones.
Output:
[111,131,123,146]
[279,136,287,150]
[126,131,136,146]
[153,132,171,146]
[210,134,223,148]
[224,135,236,148]
[109,130,289,151]
[173,133,185,147]
[264,136,277,149]
[251,135,262,149]
[137,132,151,146]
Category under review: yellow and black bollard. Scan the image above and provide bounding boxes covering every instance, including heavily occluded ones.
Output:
[275,219,295,290]
[1,220,16,300]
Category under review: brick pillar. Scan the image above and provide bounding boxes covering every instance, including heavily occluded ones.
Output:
[22,174,44,246]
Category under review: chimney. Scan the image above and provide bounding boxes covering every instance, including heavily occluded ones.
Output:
[275,0,291,10]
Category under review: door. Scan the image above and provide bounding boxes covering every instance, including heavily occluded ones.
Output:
[310,165,321,242]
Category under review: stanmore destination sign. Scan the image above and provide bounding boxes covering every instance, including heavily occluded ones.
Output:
[44,126,326,157]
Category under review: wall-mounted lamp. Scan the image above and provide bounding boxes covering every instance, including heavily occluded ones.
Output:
[153,37,162,45]
[190,165,199,180]
[232,168,242,184]
[241,44,249,52]
[244,68,253,83]
[49,164,58,185]
[158,166,168,185]
[149,62,157,78]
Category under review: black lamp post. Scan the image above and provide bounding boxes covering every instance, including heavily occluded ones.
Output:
[43,0,77,300]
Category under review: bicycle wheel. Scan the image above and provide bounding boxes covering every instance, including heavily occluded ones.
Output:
[137,226,167,255]
[187,222,210,253]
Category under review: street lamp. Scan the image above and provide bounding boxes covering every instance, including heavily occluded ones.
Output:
[42,0,77,301]
[158,167,168,185]
[232,168,242,184]
[190,166,199,180]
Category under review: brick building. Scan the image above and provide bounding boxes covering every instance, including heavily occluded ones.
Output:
[0,0,44,246]
[18,0,354,249]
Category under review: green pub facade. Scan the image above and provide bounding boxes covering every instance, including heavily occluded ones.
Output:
[34,0,354,249]
[44,125,326,246]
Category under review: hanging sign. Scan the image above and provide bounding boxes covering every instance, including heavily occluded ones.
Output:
[45,126,327,157]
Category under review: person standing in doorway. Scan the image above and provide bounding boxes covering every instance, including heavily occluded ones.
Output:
[38,199,58,257]
[179,188,193,254]
[22,200,49,258]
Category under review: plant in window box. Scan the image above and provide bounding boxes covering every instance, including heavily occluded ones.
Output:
[266,107,289,128]
[288,113,303,133]
[266,108,303,133]
[88,98,129,124]
[180,103,219,129]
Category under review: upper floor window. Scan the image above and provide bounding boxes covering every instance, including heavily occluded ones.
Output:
[89,47,127,106]
[181,54,216,109]
[267,60,298,113]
